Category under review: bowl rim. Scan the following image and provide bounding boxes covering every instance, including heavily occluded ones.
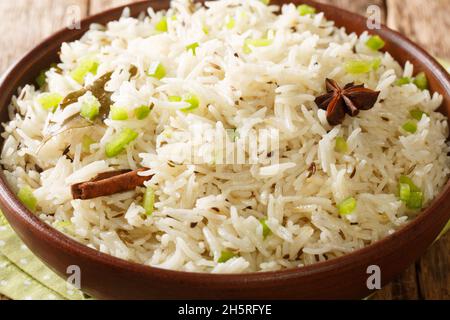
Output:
[0,0,449,286]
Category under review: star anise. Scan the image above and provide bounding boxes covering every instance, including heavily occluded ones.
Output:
[315,78,380,125]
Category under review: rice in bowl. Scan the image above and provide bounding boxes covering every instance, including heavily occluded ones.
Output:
[1,0,449,273]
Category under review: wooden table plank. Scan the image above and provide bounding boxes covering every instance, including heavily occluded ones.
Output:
[386,0,450,60]
[371,264,420,300]
[0,0,89,75]
[416,232,450,299]
[316,0,386,21]
[89,0,144,15]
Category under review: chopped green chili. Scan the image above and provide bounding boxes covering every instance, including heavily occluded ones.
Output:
[53,220,73,232]
[371,58,382,71]
[337,197,357,215]
[399,183,411,202]
[71,58,99,84]
[37,93,63,112]
[413,72,428,90]
[147,62,166,80]
[407,191,423,209]
[36,70,47,88]
[345,58,380,74]
[169,94,199,112]
[135,105,152,120]
[398,176,423,209]
[402,121,417,134]
[169,95,182,102]
[399,175,420,192]
[409,109,428,121]
[105,128,139,158]
[335,137,348,153]
[226,16,235,29]
[186,42,200,55]
[80,96,101,121]
[181,93,200,112]
[260,219,271,239]
[155,17,168,32]
[245,38,272,47]
[396,77,412,86]
[110,106,129,121]
[243,38,272,54]
[143,186,155,216]
[17,186,37,212]
[365,35,385,51]
[218,251,236,263]
[297,4,316,16]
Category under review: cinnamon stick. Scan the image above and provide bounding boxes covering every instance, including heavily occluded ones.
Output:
[71,168,152,200]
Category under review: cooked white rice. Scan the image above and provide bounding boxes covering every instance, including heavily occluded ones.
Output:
[1,0,449,273]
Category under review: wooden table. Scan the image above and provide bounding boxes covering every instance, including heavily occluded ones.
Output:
[0,0,449,300]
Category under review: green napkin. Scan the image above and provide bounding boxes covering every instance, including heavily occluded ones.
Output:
[0,61,449,301]
[0,212,84,300]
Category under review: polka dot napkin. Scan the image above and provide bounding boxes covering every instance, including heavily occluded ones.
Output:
[0,212,85,300]
[0,61,449,301]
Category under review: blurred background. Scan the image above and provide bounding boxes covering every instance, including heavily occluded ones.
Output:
[0,0,448,300]
[0,0,449,76]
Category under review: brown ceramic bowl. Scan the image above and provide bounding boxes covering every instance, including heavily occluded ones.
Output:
[0,0,449,300]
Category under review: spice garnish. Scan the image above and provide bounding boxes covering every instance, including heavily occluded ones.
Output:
[60,71,113,119]
[62,145,73,162]
[71,168,152,200]
[350,167,357,179]
[307,162,316,178]
[315,79,380,125]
